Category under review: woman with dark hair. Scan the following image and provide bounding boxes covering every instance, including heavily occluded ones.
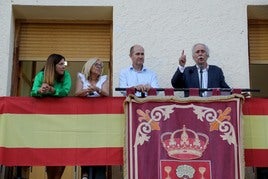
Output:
[31,53,72,179]
[31,53,71,97]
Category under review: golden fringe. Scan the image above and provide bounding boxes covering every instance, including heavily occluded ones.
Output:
[125,93,244,103]
[122,94,245,178]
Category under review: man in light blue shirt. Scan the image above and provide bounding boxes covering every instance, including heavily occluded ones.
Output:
[119,44,159,96]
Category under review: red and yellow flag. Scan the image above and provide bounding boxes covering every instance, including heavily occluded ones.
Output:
[0,96,267,168]
[243,98,268,167]
[0,97,125,166]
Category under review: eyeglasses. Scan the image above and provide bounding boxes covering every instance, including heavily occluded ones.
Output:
[94,63,104,68]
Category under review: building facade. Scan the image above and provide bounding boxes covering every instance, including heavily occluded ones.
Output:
[1,0,267,97]
[1,0,268,178]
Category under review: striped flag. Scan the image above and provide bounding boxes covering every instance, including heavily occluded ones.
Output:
[243,98,268,167]
[0,97,125,166]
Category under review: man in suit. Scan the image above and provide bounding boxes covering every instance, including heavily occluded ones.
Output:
[171,43,230,96]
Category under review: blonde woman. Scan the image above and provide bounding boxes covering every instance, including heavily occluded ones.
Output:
[75,58,109,97]
[75,58,109,179]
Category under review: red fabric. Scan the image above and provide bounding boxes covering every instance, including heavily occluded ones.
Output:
[242,98,268,115]
[0,147,122,166]
[232,88,242,94]
[242,98,268,167]
[148,88,157,96]
[126,88,135,96]
[189,88,199,96]
[1,96,268,167]
[245,149,268,167]
[164,88,174,96]
[126,98,242,179]
[212,88,221,96]
[0,97,124,114]
[0,97,125,166]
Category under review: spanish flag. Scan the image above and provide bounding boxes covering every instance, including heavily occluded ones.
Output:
[0,97,125,166]
[1,96,267,167]
[243,98,268,167]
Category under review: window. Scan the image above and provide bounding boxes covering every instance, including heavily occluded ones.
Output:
[248,5,268,97]
[13,21,112,96]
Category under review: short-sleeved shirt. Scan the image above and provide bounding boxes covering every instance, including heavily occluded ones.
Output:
[77,72,107,97]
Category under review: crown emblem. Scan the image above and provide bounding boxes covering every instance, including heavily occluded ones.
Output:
[161,125,209,160]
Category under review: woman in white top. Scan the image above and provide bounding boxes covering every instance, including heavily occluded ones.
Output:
[75,58,109,179]
[75,58,109,97]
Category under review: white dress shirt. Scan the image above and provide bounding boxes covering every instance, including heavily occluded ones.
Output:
[119,65,159,96]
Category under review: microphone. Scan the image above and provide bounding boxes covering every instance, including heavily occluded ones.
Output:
[200,68,203,88]
[200,68,204,97]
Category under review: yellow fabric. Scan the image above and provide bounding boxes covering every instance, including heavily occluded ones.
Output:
[0,114,124,148]
[243,115,268,149]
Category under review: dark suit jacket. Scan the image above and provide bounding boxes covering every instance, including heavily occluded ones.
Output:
[171,65,230,96]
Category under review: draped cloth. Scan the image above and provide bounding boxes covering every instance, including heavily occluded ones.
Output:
[124,94,244,179]
[0,97,125,166]
[243,98,268,167]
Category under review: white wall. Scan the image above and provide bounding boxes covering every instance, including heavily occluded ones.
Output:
[112,0,251,96]
[1,0,267,96]
[0,1,14,96]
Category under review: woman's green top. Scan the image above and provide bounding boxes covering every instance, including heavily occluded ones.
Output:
[30,71,72,97]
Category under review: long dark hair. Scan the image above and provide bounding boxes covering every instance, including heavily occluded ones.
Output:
[43,54,65,85]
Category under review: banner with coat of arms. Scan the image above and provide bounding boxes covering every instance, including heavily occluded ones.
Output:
[124,95,244,179]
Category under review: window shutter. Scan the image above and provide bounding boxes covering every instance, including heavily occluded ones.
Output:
[18,22,111,62]
[248,20,268,64]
